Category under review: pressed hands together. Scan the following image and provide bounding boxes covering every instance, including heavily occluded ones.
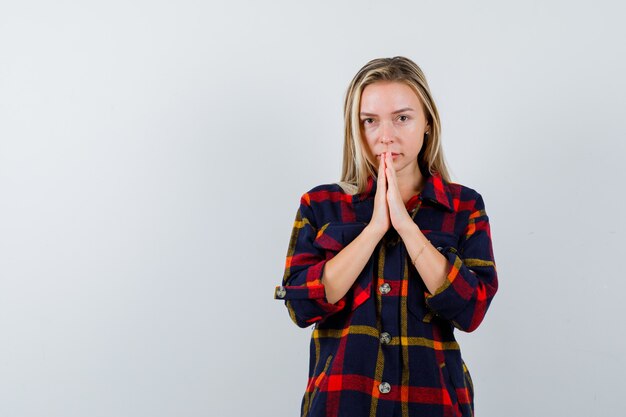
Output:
[321,152,449,304]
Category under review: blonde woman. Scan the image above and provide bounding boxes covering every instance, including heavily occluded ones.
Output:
[275,56,498,417]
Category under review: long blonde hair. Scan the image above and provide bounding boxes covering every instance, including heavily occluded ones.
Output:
[339,56,451,194]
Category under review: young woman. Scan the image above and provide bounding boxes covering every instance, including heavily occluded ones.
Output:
[274,56,498,417]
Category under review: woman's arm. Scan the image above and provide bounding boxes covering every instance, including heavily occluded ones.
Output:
[275,196,383,328]
[277,155,389,326]
[321,225,385,304]
[398,223,449,294]
[400,191,498,333]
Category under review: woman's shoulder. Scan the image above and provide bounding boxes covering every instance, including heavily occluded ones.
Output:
[294,181,360,217]
[442,178,488,210]
[446,179,480,196]
[301,181,356,196]
[334,181,358,195]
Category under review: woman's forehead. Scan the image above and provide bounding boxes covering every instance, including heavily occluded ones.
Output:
[360,82,423,113]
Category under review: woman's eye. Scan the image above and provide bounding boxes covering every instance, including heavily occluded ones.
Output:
[398,115,408,122]
[362,118,374,125]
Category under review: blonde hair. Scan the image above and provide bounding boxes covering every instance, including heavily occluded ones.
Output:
[339,56,451,194]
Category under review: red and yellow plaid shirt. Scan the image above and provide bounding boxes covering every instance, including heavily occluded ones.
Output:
[274,172,498,417]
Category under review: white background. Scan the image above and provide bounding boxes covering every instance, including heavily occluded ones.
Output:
[1,1,625,416]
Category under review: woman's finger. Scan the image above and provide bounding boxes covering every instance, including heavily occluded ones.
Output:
[385,152,395,188]
[378,152,386,190]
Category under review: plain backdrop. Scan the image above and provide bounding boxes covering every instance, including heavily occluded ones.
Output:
[1,1,625,416]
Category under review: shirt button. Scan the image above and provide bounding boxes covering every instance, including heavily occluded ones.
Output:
[380,332,391,345]
[276,286,286,299]
[436,246,443,252]
[379,283,391,295]
[379,382,391,394]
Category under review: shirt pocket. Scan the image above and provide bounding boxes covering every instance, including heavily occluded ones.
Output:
[312,221,367,254]
[462,360,474,403]
[312,221,372,311]
[307,354,334,416]
[423,230,460,255]
[438,361,463,417]
[439,358,474,417]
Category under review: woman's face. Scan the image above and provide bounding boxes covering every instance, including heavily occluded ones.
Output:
[359,81,430,177]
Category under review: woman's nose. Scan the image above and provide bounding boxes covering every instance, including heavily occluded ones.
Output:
[379,121,395,143]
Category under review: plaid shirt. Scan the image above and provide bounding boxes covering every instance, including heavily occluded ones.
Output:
[274,172,498,417]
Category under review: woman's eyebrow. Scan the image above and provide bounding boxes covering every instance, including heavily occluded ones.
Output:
[360,107,415,116]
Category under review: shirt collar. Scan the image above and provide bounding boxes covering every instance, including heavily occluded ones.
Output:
[355,171,454,212]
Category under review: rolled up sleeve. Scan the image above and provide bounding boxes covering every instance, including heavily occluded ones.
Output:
[274,194,347,328]
[425,192,498,332]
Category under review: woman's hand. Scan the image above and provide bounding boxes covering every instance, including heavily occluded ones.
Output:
[384,152,416,235]
[367,152,391,238]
